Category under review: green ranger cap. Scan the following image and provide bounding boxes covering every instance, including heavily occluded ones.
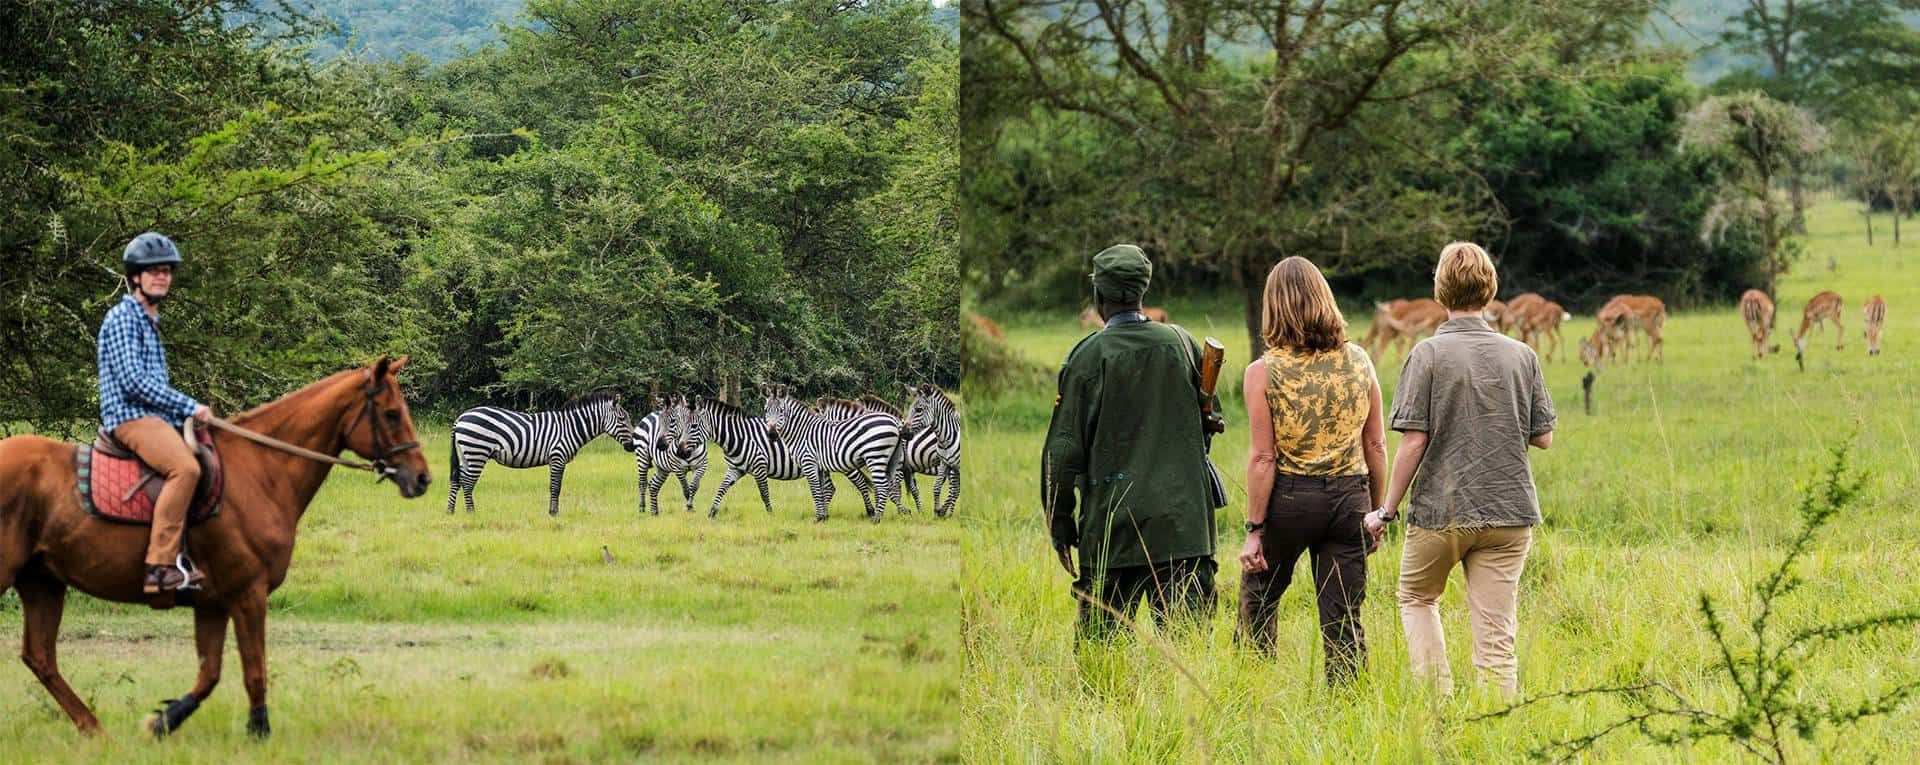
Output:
[1090,244,1152,303]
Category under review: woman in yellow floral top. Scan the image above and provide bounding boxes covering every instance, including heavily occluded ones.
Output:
[1236,256,1388,684]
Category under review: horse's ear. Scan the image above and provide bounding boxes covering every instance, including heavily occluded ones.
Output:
[370,355,392,381]
[389,355,409,374]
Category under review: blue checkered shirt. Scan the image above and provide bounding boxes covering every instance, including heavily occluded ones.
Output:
[98,294,199,431]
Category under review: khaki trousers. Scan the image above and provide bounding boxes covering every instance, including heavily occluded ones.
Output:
[113,417,201,567]
[1396,524,1532,696]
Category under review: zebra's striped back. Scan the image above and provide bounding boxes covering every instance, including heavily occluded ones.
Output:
[450,393,634,469]
[447,392,637,515]
[765,394,900,474]
[696,397,799,480]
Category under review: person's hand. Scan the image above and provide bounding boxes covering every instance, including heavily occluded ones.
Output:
[1054,543,1077,578]
[1238,532,1267,573]
[1363,510,1387,553]
[192,404,213,423]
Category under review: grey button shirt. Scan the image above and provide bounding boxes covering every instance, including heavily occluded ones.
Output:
[1388,316,1556,529]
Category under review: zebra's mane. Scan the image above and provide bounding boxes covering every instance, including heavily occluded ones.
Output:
[561,390,623,410]
[921,384,954,408]
[697,397,759,420]
[856,395,902,417]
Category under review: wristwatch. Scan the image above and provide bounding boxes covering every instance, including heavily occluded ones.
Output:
[1376,506,1398,523]
[1244,520,1264,533]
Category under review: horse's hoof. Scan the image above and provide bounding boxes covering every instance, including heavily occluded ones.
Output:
[246,706,270,739]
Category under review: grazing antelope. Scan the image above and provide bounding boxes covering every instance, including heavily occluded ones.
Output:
[1368,298,1447,358]
[1582,295,1666,366]
[969,313,1006,342]
[1362,298,1410,353]
[1793,291,1844,363]
[1483,299,1508,329]
[1739,289,1779,359]
[1864,294,1886,356]
[1500,293,1544,337]
[1516,299,1572,362]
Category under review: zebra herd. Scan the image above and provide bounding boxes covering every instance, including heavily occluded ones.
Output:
[446,384,961,522]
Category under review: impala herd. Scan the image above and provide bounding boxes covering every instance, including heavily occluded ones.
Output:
[1064,284,1888,369]
[1360,287,1887,370]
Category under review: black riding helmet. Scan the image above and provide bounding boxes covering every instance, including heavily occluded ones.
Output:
[123,232,181,277]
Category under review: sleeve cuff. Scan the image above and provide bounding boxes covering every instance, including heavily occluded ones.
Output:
[1389,418,1427,433]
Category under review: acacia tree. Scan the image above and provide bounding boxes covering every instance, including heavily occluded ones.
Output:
[1683,92,1828,298]
[965,0,1647,355]
[1878,120,1920,248]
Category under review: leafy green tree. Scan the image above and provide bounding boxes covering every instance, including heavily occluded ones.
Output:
[965,0,1663,354]
[1682,92,1828,298]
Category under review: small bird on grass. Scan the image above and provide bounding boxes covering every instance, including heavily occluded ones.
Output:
[602,545,614,565]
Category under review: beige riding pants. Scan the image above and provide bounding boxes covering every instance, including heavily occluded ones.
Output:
[1396,524,1532,696]
[113,417,200,567]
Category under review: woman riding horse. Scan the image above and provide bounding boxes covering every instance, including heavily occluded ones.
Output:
[0,355,432,738]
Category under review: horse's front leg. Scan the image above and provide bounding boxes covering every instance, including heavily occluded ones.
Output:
[149,605,227,737]
[231,588,272,739]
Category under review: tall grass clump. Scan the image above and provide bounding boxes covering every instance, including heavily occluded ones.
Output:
[1473,439,1920,763]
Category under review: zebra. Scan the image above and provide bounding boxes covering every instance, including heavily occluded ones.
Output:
[694,394,800,517]
[446,391,636,516]
[901,383,961,517]
[763,384,900,522]
[817,395,908,517]
[633,393,707,515]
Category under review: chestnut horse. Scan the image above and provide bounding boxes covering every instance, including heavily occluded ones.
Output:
[0,356,431,739]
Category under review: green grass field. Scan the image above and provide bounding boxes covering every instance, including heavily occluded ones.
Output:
[961,198,1920,762]
[0,433,957,762]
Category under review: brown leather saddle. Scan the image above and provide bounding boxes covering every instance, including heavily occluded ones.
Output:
[75,426,223,526]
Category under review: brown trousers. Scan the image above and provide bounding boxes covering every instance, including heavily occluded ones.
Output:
[112,417,201,567]
[1237,474,1369,684]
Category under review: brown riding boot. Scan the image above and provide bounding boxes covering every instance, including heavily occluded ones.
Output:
[144,564,187,594]
[143,556,205,594]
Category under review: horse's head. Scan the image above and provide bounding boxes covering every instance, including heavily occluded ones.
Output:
[349,356,432,498]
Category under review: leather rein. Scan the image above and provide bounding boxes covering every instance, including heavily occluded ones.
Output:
[197,379,421,482]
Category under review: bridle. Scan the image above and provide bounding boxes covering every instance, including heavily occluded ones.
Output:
[203,377,422,482]
[344,378,423,482]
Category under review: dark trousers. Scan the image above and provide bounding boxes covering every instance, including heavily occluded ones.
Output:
[1237,474,1370,684]
[1074,556,1217,641]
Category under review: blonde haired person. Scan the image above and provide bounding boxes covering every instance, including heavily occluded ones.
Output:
[1365,241,1556,696]
[1238,256,1387,684]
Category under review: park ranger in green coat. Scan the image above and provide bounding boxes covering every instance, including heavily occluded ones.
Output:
[1043,244,1223,639]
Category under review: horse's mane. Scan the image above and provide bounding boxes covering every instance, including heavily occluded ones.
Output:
[856,394,902,418]
[230,368,363,424]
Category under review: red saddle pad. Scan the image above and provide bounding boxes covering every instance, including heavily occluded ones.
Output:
[74,428,223,526]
